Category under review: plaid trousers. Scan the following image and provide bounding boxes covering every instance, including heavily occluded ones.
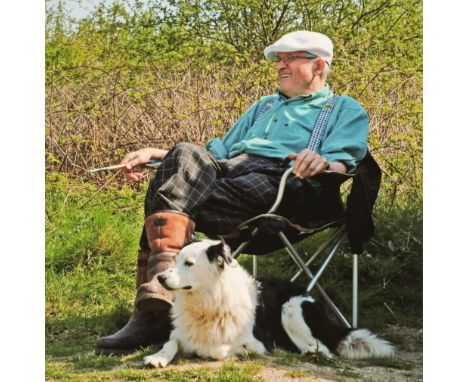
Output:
[139,143,332,249]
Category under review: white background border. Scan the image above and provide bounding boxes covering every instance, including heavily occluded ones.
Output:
[2,0,465,380]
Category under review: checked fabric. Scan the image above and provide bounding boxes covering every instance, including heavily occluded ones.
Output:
[141,144,306,236]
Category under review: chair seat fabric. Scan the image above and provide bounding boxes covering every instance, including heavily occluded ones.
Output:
[219,150,381,256]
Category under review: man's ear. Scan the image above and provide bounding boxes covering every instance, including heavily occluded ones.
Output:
[207,241,233,270]
[312,57,326,76]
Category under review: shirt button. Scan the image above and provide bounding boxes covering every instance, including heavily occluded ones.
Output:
[273,118,278,122]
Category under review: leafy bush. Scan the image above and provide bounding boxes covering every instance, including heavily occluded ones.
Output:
[46,0,422,210]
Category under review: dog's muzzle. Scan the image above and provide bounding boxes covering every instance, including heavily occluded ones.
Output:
[157,274,192,290]
[157,274,170,289]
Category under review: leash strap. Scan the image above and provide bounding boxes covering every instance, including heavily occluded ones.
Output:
[307,95,338,152]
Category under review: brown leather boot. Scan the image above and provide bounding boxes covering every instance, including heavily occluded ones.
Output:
[135,211,195,313]
[95,249,171,355]
[94,305,172,355]
[95,211,194,355]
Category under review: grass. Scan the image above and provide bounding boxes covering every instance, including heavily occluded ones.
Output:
[284,370,310,378]
[45,173,422,381]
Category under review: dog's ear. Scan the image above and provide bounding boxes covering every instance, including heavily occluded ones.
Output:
[207,241,233,270]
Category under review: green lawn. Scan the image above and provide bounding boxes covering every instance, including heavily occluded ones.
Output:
[45,173,422,381]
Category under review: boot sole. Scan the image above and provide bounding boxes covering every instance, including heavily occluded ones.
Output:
[95,347,139,356]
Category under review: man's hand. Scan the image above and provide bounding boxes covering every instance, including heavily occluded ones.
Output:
[288,149,329,179]
[121,148,167,181]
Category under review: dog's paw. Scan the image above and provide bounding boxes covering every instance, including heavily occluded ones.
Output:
[209,345,231,360]
[303,344,334,358]
[144,353,171,368]
[243,338,267,355]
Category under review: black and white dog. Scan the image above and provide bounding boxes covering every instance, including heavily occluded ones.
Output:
[144,240,393,367]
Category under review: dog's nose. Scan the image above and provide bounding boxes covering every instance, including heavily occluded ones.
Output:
[157,274,166,285]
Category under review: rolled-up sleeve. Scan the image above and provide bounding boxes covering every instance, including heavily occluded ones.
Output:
[205,137,228,160]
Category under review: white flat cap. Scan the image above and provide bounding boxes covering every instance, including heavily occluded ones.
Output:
[264,31,333,65]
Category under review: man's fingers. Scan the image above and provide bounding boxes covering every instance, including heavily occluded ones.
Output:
[120,148,155,182]
[121,153,135,164]
[304,158,328,178]
[122,156,145,171]
[293,151,307,173]
[296,155,315,175]
[125,172,143,181]
[122,165,144,181]
[294,151,315,177]
[296,152,329,178]
[289,150,327,179]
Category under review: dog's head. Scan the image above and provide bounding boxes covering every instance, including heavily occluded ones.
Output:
[157,239,234,292]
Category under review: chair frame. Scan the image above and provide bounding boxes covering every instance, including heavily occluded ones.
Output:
[229,167,359,329]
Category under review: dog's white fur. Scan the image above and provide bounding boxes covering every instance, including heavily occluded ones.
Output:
[281,295,334,357]
[144,240,394,367]
[144,240,266,367]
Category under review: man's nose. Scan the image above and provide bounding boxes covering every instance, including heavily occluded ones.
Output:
[277,60,287,70]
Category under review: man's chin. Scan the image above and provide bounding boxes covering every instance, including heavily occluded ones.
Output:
[279,87,294,98]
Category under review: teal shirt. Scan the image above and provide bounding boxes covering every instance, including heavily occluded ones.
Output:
[206,84,368,172]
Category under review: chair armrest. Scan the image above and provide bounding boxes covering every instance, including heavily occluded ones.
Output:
[267,167,294,213]
[267,168,354,214]
[314,170,354,184]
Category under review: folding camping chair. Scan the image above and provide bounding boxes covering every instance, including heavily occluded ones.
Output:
[220,150,381,329]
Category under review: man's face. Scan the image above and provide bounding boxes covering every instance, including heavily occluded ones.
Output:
[276,51,317,98]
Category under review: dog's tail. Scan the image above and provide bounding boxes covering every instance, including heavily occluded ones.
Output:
[336,329,394,359]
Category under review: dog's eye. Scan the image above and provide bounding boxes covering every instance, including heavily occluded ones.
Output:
[184,261,194,267]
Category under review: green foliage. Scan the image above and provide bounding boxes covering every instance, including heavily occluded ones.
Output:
[45,173,143,343]
[46,173,144,274]
[46,0,422,212]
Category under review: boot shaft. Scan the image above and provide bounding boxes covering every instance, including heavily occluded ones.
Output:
[144,210,195,254]
[136,249,150,288]
[134,211,196,313]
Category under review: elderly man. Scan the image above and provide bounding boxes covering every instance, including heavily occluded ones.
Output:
[95,30,368,354]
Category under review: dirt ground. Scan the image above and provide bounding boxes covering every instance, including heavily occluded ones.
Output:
[268,325,424,382]
[168,325,423,382]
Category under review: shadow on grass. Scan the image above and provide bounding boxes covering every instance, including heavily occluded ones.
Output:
[46,303,167,358]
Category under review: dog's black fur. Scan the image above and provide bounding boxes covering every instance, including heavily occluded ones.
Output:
[254,278,352,354]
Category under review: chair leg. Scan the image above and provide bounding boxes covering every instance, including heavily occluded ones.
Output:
[352,254,359,328]
[230,226,357,329]
[304,233,345,294]
[278,231,315,280]
[290,226,345,282]
[315,283,352,329]
[278,230,352,329]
